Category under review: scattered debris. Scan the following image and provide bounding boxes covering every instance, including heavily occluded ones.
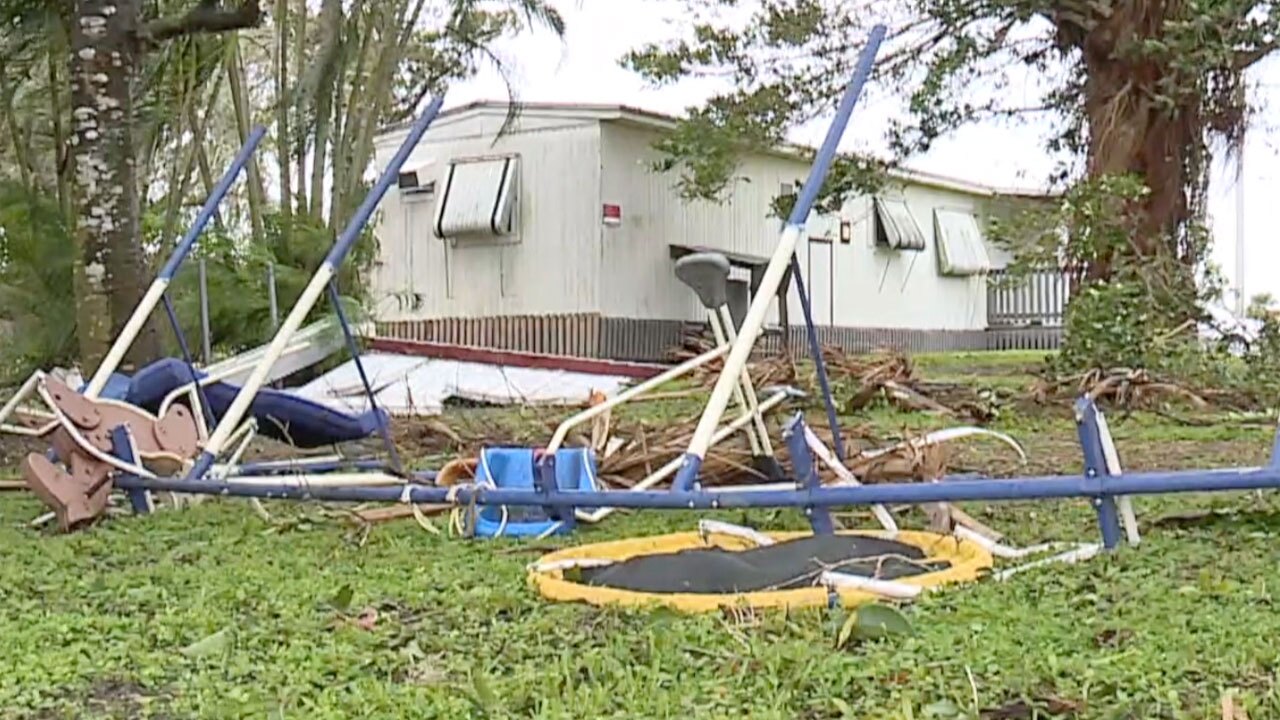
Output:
[671,339,1002,423]
[1222,692,1250,720]
[296,353,633,417]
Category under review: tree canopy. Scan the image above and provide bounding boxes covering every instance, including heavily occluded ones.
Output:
[623,0,1280,368]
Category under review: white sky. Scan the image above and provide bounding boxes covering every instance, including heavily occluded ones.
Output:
[444,0,1280,312]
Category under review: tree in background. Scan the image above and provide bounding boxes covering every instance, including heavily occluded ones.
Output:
[0,0,564,381]
[71,0,264,369]
[623,0,1280,369]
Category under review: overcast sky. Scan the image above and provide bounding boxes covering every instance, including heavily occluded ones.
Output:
[443,0,1280,312]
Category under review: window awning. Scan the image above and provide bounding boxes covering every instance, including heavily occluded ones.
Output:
[933,209,993,276]
[873,197,927,251]
[433,156,519,239]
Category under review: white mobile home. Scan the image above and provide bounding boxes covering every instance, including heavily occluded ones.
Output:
[369,102,1060,361]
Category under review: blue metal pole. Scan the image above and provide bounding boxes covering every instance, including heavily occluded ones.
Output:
[670,25,885,491]
[110,427,151,515]
[783,25,886,229]
[1076,398,1123,549]
[84,125,267,398]
[783,412,834,533]
[327,281,404,475]
[159,125,268,281]
[121,462,1280,508]
[186,94,446,481]
[788,256,847,461]
[324,95,446,270]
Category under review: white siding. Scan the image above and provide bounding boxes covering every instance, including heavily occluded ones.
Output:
[597,122,993,331]
[785,184,991,332]
[370,105,1015,335]
[597,122,808,324]
[371,111,602,321]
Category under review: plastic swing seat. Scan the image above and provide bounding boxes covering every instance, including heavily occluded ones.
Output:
[470,447,603,538]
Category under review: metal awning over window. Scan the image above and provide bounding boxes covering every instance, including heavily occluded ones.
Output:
[433,155,520,240]
[873,197,927,251]
[933,208,993,276]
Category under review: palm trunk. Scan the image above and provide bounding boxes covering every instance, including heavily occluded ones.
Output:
[275,0,293,225]
[226,34,266,241]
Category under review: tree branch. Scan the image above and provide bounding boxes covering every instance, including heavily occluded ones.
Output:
[1234,39,1279,71]
[139,0,263,44]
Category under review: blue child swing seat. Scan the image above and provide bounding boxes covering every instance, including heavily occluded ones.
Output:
[468,446,603,538]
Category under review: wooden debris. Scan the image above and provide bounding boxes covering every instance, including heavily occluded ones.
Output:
[1032,367,1215,410]
[670,337,999,423]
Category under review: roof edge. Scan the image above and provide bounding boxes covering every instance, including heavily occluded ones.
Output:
[378,100,1056,199]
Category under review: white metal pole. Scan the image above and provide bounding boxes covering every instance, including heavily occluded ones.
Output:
[718,304,775,457]
[669,25,884,490]
[707,309,763,456]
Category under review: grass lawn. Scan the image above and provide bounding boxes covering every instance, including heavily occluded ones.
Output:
[3,351,1280,719]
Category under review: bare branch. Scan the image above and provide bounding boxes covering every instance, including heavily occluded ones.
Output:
[1235,39,1279,71]
[139,0,262,45]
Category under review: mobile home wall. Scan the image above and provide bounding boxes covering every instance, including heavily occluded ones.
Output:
[371,112,602,323]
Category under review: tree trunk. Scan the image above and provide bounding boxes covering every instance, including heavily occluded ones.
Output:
[275,0,293,225]
[225,34,266,241]
[70,0,158,371]
[1079,1,1195,282]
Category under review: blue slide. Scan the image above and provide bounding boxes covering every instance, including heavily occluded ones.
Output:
[103,358,385,449]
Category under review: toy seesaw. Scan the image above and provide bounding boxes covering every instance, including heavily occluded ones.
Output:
[11,24,1271,613]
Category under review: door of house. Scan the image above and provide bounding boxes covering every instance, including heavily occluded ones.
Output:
[806,238,834,326]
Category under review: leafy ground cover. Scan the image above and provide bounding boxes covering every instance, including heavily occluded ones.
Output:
[2,351,1279,719]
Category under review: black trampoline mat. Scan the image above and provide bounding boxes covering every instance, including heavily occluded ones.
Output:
[579,535,951,595]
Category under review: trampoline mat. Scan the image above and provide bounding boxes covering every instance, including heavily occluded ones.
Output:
[579,534,951,594]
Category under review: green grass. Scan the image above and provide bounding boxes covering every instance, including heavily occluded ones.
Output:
[3,351,1280,719]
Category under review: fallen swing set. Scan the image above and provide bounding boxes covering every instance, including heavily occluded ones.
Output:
[6,24,1275,611]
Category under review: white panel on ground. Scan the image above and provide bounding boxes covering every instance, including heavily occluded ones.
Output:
[294,353,630,417]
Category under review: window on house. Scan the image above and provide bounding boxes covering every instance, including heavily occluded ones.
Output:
[933,208,993,276]
[432,155,520,240]
[872,197,926,251]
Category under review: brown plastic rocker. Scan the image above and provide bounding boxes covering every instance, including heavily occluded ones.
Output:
[22,376,201,532]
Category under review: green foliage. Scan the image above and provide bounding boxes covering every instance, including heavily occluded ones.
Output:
[987,174,1227,375]
[0,184,375,382]
[0,181,77,378]
[4,356,1280,717]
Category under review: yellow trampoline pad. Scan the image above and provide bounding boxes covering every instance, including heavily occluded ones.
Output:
[529,529,993,613]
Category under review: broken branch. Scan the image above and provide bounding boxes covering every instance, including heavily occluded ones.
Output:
[140,0,263,44]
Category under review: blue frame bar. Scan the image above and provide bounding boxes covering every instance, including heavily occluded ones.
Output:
[783,412,834,534]
[788,256,847,461]
[183,96,445,483]
[1075,398,1123,549]
[159,126,268,281]
[110,427,152,515]
[118,462,1280,508]
[327,281,404,475]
